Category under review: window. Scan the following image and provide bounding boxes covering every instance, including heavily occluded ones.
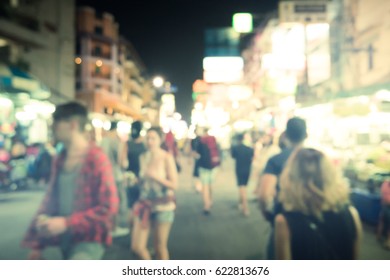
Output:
[95,26,103,35]
[94,46,102,56]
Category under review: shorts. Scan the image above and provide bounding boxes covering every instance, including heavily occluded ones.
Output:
[236,171,250,186]
[199,167,217,185]
[150,211,175,223]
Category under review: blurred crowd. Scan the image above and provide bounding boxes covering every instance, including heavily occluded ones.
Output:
[0,101,387,260]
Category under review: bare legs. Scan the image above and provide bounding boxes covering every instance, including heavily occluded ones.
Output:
[239,186,250,216]
[194,177,203,193]
[153,222,173,260]
[131,218,151,260]
[202,183,213,213]
[131,217,173,260]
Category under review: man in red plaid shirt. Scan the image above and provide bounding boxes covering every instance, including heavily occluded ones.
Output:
[22,102,119,260]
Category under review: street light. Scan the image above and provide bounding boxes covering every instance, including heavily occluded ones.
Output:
[153,76,164,88]
[233,13,253,33]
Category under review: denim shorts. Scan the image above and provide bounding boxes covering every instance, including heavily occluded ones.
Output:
[150,211,175,223]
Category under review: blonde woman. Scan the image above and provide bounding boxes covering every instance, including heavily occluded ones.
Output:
[275,148,363,259]
[131,127,178,260]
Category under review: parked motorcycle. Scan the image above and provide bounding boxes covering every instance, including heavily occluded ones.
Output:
[0,158,29,192]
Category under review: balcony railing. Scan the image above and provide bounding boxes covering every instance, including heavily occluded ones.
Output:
[91,73,111,79]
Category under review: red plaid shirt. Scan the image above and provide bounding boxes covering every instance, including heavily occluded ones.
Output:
[21,144,119,250]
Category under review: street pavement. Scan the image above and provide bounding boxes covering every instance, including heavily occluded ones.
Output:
[0,156,389,260]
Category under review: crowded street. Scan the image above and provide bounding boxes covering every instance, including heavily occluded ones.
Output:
[1,155,389,260]
[1,0,390,263]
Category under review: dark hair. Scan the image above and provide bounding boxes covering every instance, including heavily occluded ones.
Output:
[236,133,244,142]
[147,126,163,139]
[131,121,142,140]
[52,102,88,131]
[109,121,118,131]
[285,117,307,144]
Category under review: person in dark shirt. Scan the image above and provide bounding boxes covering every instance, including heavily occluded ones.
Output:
[126,121,147,225]
[275,148,362,259]
[191,128,203,193]
[257,117,307,259]
[231,133,254,216]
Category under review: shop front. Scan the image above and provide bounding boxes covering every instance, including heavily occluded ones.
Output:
[77,90,144,143]
[0,63,55,145]
[295,91,390,224]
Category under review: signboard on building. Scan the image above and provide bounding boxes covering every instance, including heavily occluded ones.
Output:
[204,28,240,57]
[279,1,330,23]
[203,57,244,83]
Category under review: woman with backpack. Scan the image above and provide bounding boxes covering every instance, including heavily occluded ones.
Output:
[274,148,363,259]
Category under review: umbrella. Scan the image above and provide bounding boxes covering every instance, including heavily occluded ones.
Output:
[0,63,51,101]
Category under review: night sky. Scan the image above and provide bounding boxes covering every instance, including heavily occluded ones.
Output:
[76,0,278,122]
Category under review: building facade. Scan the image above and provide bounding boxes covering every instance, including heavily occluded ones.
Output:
[75,6,157,125]
[0,0,75,143]
[0,0,75,102]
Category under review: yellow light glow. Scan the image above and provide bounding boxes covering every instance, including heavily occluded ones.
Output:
[153,76,164,87]
[75,57,82,64]
[96,60,103,67]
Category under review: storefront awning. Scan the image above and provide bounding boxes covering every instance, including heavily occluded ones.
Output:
[0,63,51,101]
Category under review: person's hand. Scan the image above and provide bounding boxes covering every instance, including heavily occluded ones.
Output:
[28,249,43,260]
[37,217,67,237]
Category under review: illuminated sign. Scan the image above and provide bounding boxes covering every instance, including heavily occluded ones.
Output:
[233,13,253,33]
[203,70,243,84]
[279,1,329,23]
[203,57,244,71]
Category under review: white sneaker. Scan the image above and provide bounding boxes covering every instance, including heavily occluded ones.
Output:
[111,227,130,237]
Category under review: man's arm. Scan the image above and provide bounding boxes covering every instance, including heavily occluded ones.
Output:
[256,157,278,220]
[257,173,278,217]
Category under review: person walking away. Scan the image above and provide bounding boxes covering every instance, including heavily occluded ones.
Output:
[231,133,254,216]
[196,127,221,215]
[100,121,129,237]
[191,127,203,193]
[162,130,181,173]
[256,117,307,259]
[21,102,118,260]
[35,141,56,188]
[131,127,178,260]
[126,121,147,227]
[275,148,363,259]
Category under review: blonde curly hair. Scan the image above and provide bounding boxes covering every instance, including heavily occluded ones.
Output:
[279,148,350,219]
